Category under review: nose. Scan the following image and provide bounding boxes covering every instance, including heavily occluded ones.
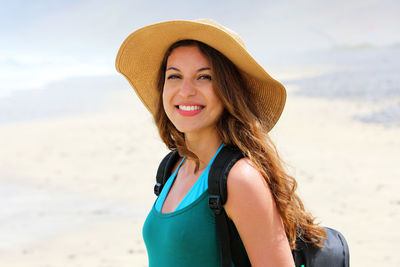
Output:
[179,78,196,97]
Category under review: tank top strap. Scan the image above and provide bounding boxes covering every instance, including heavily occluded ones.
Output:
[174,142,224,211]
[154,157,185,212]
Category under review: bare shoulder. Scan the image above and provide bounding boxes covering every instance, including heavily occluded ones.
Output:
[225,158,273,214]
[227,158,266,187]
[224,158,294,266]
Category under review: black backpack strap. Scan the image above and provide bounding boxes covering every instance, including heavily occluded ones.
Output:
[208,146,249,267]
[154,150,180,196]
[208,146,244,207]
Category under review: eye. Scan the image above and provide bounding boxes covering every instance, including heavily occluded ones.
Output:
[198,74,212,80]
[167,74,181,80]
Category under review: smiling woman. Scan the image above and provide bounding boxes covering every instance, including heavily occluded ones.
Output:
[116,19,326,267]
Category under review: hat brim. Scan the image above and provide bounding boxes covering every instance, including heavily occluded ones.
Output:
[116,20,286,132]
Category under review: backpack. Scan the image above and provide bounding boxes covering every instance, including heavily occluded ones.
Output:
[154,145,350,267]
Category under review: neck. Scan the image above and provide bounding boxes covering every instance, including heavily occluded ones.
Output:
[183,127,222,174]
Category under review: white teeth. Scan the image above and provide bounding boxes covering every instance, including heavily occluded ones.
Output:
[179,105,202,111]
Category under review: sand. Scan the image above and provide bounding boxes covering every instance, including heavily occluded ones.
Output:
[0,77,399,266]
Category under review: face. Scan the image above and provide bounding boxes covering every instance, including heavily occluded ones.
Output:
[162,45,224,135]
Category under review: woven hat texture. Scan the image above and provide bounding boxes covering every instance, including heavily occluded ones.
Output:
[116,19,286,132]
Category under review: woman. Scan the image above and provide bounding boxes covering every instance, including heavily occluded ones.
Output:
[116,19,326,266]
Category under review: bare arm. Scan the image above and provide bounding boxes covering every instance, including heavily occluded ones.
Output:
[224,158,295,267]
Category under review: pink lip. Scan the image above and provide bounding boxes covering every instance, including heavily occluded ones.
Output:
[175,104,204,117]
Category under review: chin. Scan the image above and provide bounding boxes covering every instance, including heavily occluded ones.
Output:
[176,124,216,136]
[175,126,196,134]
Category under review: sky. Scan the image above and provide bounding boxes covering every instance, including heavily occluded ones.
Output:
[0,0,399,97]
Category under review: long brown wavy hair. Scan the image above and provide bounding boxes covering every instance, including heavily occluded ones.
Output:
[153,39,326,249]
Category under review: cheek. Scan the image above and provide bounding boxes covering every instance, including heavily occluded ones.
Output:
[162,88,173,118]
[213,100,224,119]
[210,91,224,116]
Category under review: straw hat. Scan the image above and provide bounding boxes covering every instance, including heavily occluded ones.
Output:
[115,19,286,132]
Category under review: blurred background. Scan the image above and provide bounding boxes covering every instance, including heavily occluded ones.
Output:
[0,0,399,266]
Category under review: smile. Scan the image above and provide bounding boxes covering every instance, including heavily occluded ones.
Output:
[176,105,204,116]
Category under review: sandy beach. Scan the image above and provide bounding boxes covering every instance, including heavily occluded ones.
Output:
[0,63,399,266]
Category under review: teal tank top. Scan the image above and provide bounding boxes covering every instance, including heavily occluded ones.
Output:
[142,143,241,266]
[143,191,222,266]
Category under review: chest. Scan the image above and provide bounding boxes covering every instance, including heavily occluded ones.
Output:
[143,192,221,266]
[161,169,201,213]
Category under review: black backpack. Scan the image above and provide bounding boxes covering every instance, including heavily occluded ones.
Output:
[154,145,350,267]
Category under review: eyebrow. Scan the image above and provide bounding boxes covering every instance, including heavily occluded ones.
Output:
[166,67,211,72]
